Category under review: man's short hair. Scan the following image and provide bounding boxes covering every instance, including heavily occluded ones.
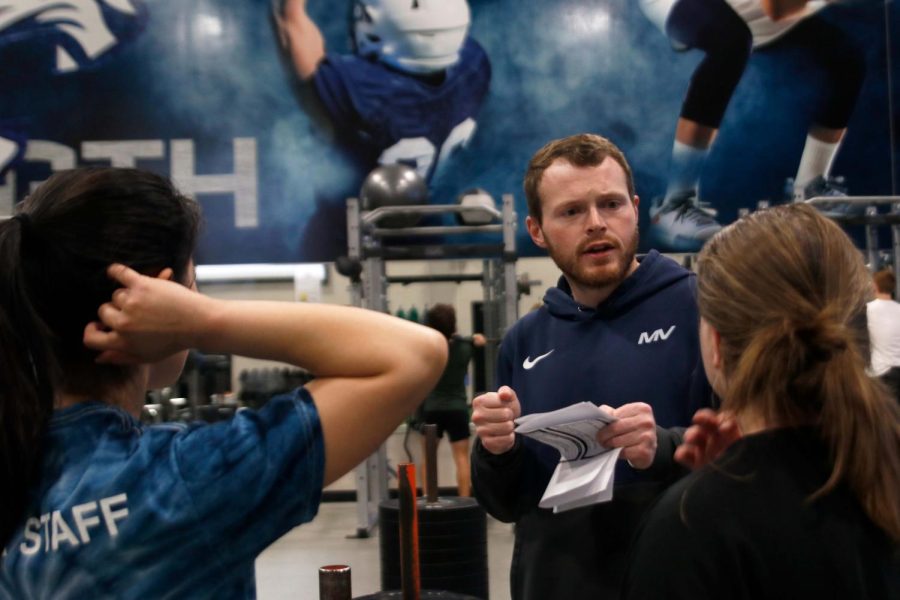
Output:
[523,133,635,223]
[873,268,896,295]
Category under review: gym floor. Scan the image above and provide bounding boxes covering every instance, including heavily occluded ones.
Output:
[255,501,515,600]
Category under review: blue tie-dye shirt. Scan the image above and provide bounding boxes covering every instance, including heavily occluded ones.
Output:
[0,388,324,599]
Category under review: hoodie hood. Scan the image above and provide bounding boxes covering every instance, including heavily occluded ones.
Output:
[542,250,693,321]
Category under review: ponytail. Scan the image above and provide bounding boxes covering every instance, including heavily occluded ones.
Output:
[726,307,900,540]
[816,350,900,540]
[0,216,56,546]
[726,308,855,424]
[698,203,900,541]
[0,167,200,548]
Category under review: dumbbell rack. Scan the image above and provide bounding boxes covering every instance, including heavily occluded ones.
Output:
[343,194,519,538]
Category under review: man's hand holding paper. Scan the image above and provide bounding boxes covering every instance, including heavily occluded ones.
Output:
[514,401,624,513]
[596,402,658,469]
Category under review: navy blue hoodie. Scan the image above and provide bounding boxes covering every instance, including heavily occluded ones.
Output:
[471,250,713,600]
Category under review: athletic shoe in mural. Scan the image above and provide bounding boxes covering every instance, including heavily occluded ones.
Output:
[796,175,865,219]
[647,191,722,253]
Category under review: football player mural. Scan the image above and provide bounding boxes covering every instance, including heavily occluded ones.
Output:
[0,0,896,263]
[0,0,144,177]
[640,0,869,252]
[272,0,492,259]
[0,133,21,179]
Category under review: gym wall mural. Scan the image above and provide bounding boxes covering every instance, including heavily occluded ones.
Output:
[0,0,897,264]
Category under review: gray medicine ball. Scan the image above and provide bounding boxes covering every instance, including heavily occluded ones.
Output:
[360,164,428,228]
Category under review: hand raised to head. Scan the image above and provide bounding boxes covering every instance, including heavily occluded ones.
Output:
[83,264,209,365]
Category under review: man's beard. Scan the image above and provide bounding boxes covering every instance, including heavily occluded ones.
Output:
[548,228,639,293]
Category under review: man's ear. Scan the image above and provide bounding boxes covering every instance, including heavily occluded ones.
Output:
[526,215,547,249]
[157,268,175,281]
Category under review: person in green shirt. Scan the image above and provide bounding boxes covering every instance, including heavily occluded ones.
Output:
[420,303,485,496]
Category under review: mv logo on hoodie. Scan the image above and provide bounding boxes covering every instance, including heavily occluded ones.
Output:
[638,325,676,345]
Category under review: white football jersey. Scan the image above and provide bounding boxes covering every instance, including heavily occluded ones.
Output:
[724,0,827,46]
[639,0,829,47]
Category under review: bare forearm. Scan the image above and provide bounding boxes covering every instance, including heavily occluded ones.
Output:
[195,300,444,378]
[279,1,325,80]
[192,300,448,486]
[92,264,447,393]
[86,266,449,487]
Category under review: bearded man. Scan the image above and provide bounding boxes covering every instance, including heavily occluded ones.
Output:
[470,133,714,600]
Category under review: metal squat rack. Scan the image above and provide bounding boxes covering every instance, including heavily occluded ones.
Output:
[804,195,900,298]
[343,193,520,538]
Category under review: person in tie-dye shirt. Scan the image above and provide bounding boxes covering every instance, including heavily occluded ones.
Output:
[0,166,447,599]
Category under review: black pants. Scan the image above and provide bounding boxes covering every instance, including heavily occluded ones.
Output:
[667,0,865,130]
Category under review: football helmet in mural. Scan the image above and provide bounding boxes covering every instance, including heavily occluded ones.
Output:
[352,0,470,74]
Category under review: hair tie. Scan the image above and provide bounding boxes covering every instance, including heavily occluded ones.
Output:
[793,313,848,363]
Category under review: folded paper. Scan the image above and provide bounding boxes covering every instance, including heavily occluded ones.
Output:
[515,401,620,513]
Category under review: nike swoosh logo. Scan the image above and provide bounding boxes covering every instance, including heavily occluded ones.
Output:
[523,349,554,370]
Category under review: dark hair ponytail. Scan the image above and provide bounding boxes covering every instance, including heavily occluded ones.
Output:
[0,217,56,546]
[0,167,200,546]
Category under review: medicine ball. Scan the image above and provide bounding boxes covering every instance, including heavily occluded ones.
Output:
[455,188,496,226]
[360,164,428,228]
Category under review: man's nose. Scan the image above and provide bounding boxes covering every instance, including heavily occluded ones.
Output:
[585,205,607,232]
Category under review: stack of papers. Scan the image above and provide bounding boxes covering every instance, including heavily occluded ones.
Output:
[515,402,622,513]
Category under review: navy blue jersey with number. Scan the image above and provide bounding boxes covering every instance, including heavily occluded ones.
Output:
[312,37,491,182]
